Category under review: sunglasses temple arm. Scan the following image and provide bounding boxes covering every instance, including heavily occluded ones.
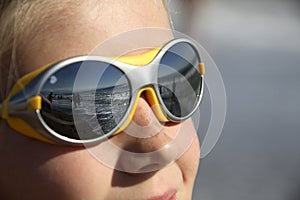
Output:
[0,96,42,119]
[0,101,34,119]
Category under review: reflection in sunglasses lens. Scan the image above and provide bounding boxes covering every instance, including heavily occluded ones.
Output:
[40,61,131,141]
[158,42,202,118]
[95,65,131,135]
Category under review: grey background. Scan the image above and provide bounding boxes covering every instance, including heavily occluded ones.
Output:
[170,0,300,199]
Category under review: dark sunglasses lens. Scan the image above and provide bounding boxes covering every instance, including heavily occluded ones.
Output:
[94,64,131,136]
[158,42,202,118]
[40,61,131,141]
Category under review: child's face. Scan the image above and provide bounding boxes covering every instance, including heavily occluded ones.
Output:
[0,1,200,199]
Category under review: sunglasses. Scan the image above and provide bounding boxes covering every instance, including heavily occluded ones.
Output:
[0,38,205,145]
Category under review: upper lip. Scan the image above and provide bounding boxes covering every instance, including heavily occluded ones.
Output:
[147,189,177,200]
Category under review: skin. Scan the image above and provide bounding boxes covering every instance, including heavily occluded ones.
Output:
[0,1,200,199]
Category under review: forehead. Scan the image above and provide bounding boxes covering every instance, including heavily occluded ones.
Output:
[18,0,171,75]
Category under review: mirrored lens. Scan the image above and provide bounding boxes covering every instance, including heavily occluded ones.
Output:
[158,42,202,118]
[94,64,131,135]
[40,61,131,140]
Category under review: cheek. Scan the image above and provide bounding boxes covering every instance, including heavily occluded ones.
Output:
[0,127,112,200]
[175,119,200,184]
[38,150,113,199]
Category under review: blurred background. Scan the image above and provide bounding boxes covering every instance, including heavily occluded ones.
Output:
[169,0,300,199]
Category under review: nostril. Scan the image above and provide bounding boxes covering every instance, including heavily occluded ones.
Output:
[116,144,177,174]
[118,157,165,174]
[163,121,180,127]
[137,163,163,173]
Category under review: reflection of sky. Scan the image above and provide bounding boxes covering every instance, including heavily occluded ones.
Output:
[76,62,128,91]
[42,61,129,94]
[159,42,198,80]
[42,63,80,94]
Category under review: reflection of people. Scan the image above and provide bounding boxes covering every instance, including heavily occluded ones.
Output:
[73,93,81,108]
[47,92,55,103]
[0,1,200,199]
[42,96,53,112]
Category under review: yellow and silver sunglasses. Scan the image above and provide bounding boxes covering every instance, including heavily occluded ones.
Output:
[0,38,205,145]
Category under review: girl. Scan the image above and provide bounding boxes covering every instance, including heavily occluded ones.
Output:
[0,0,201,199]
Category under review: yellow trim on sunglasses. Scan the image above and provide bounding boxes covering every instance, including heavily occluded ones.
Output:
[1,63,59,144]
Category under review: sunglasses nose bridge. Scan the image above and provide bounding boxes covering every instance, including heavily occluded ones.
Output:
[129,86,169,123]
[126,63,157,88]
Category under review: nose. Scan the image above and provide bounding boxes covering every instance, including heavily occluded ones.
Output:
[109,96,180,173]
[132,96,156,127]
[122,95,166,139]
[113,96,174,152]
[88,95,196,173]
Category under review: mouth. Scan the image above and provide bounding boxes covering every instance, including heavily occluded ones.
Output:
[147,189,177,200]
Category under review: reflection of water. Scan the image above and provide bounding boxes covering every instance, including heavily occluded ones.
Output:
[52,98,72,114]
[40,86,130,140]
[75,88,130,135]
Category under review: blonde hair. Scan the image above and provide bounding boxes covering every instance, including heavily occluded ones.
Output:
[0,0,46,100]
[0,0,173,100]
[0,0,80,100]
[0,0,22,100]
